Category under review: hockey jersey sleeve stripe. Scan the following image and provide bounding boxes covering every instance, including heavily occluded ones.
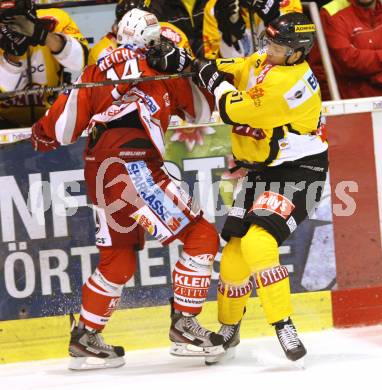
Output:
[55,87,80,145]
[53,35,88,71]
[218,91,240,126]
[187,82,213,123]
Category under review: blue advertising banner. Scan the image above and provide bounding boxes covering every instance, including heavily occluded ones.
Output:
[0,125,336,321]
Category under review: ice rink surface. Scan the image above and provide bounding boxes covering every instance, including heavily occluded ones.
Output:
[1,325,382,390]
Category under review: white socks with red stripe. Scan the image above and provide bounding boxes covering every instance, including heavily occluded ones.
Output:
[172,251,214,315]
[80,268,123,330]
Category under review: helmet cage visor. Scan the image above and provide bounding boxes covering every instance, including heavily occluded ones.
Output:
[259,31,295,58]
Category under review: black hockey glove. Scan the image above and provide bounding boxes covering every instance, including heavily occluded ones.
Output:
[147,37,192,73]
[242,0,280,25]
[3,11,52,46]
[214,0,246,50]
[0,24,30,56]
[191,59,226,95]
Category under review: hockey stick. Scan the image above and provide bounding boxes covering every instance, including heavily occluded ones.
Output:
[0,71,196,100]
[248,6,257,53]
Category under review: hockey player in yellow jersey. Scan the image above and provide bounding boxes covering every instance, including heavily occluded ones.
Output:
[88,0,192,65]
[0,2,88,128]
[147,12,328,364]
[203,0,302,59]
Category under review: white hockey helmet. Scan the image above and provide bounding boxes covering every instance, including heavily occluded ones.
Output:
[116,8,161,50]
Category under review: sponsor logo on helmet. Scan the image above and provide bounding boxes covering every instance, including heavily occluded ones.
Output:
[124,27,135,37]
[266,25,278,37]
[144,14,158,26]
[295,24,316,33]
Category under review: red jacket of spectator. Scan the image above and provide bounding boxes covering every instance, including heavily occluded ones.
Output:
[320,0,382,99]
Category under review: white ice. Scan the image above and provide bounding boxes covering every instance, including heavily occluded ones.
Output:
[1,325,382,390]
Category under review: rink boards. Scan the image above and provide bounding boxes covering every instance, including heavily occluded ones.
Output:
[0,291,333,364]
[1,96,382,363]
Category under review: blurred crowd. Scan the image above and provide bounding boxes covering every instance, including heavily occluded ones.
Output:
[0,0,381,129]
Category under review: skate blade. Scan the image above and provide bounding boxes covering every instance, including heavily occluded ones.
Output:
[292,356,306,370]
[170,342,225,357]
[205,347,236,365]
[68,356,125,371]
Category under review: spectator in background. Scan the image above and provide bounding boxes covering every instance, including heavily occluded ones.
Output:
[0,2,88,129]
[148,0,207,58]
[319,0,382,99]
[203,0,303,59]
[89,0,192,64]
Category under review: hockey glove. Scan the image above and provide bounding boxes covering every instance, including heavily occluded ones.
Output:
[31,122,60,152]
[0,24,30,56]
[147,37,192,73]
[242,0,280,25]
[191,59,226,95]
[214,0,246,50]
[3,11,52,46]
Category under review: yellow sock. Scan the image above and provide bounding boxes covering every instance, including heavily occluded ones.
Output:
[241,225,292,324]
[218,237,253,324]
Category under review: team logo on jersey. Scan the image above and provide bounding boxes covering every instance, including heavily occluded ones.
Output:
[278,138,290,150]
[248,86,265,100]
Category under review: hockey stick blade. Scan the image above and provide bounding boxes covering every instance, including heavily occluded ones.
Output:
[0,71,196,100]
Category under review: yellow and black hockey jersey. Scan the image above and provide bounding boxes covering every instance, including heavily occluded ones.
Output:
[0,8,89,128]
[216,51,327,167]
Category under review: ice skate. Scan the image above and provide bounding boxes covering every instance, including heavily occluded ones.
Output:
[205,321,241,365]
[169,300,224,357]
[68,314,125,370]
[274,317,307,362]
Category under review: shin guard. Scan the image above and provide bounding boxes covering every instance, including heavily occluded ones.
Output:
[80,268,124,330]
[217,277,253,325]
[241,225,292,324]
[172,251,213,314]
[254,265,292,324]
[217,237,252,325]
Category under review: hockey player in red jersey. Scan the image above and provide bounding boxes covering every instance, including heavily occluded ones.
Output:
[31,8,224,370]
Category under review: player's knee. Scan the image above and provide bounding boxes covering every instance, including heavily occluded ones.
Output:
[98,247,137,284]
[240,224,279,272]
[220,238,251,283]
[182,217,219,257]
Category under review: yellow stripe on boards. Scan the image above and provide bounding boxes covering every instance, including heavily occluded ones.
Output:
[0,291,333,364]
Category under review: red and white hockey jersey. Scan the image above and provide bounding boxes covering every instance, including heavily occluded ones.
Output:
[35,46,213,160]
